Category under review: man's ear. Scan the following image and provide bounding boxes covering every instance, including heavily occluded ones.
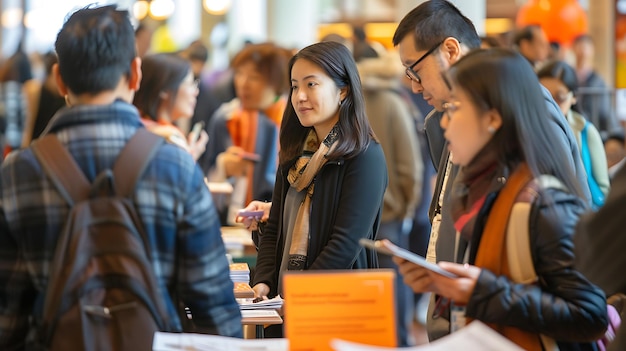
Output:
[441,37,462,65]
[53,63,68,97]
[129,57,142,91]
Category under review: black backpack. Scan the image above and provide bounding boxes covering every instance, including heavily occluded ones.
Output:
[31,128,175,350]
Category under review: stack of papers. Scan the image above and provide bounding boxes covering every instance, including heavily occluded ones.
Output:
[229,263,250,283]
[241,309,283,324]
[237,295,284,310]
[330,321,524,351]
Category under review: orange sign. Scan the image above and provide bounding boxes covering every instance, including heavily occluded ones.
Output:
[283,270,396,351]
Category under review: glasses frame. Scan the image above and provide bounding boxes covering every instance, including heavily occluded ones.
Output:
[442,100,461,120]
[405,40,445,84]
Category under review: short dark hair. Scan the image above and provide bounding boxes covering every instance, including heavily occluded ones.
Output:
[446,48,583,198]
[55,5,136,95]
[183,40,209,63]
[230,42,290,96]
[392,0,481,51]
[279,41,376,165]
[513,24,542,47]
[133,53,191,121]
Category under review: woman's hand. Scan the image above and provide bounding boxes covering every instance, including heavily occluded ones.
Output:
[252,283,270,300]
[219,146,252,177]
[393,258,481,306]
[235,201,271,231]
[188,130,209,161]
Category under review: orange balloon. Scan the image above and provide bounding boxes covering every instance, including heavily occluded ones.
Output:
[516,0,588,48]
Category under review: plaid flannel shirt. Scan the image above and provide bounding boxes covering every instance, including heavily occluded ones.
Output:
[0,101,242,348]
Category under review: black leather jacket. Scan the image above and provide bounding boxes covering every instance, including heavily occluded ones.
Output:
[467,187,608,348]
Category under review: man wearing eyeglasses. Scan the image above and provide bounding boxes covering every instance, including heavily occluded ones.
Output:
[391,0,590,342]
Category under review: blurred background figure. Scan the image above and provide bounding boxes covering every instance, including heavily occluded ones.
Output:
[538,60,610,209]
[513,24,550,70]
[21,51,65,147]
[179,40,221,152]
[480,35,501,49]
[133,53,208,161]
[134,23,154,57]
[0,44,32,159]
[351,25,379,62]
[205,42,290,225]
[356,45,424,347]
[603,130,626,180]
[572,34,619,138]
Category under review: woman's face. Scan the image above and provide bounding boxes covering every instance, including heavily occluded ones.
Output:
[170,71,198,121]
[234,61,277,110]
[539,77,575,116]
[440,88,500,166]
[290,58,345,137]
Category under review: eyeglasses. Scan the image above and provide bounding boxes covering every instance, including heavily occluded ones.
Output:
[405,40,444,84]
[442,101,461,120]
[553,91,573,104]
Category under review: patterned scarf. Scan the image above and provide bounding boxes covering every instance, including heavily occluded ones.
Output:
[287,125,339,270]
[450,144,504,242]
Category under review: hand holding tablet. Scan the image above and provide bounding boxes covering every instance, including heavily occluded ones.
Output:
[359,238,458,278]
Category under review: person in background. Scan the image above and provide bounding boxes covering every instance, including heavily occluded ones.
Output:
[205,43,290,224]
[21,51,66,146]
[0,44,32,159]
[133,53,208,162]
[572,34,619,138]
[180,40,223,168]
[603,130,626,179]
[351,25,379,62]
[0,5,242,348]
[513,24,550,70]
[480,35,501,49]
[391,0,591,342]
[575,151,626,351]
[356,48,423,346]
[395,48,607,350]
[538,60,610,208]
[251,41,388,337]
[134,23,154,57]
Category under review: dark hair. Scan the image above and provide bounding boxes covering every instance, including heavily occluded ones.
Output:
[392,0,481,50]
[42,51,58,76]
[446,48,583,198]
[513,24,541,47]
[133,53,191,121]
[279,41,375,165]
[230,42,290,96]
[183,40,209,63]
[480,36,501,48]
[0,48,32,83]
[536,60,582,114]
[55,5,136,95]
[537,60,578,93]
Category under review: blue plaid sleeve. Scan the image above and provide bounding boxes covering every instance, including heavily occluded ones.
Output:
[0,160,37,349]
[177,165,242,338]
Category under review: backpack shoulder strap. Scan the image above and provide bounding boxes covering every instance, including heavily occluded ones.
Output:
[113,128,164,198]
[31,134,90,205]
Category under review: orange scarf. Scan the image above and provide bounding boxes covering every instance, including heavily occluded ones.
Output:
[225,97,286,203]
[473,163,545,351]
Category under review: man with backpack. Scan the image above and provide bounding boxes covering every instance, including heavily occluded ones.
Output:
[0,5,242,349]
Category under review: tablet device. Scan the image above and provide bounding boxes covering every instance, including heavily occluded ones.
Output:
[359,238,458,278]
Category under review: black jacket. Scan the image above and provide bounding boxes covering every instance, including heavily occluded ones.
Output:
[253,141,388,297]
[467,186,608,349]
